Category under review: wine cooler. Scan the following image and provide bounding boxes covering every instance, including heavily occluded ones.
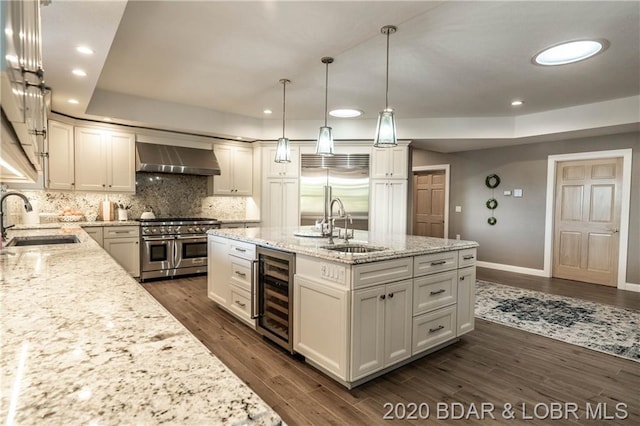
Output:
[256,247,295,352]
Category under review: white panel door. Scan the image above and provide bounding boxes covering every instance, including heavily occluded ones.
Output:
[213,145,233,194]
[383,279,412,366]
[265,179,284,228]
[233,146,254,195]
[47,120,75,190]
[75,127,106,191]
[351,285,385,381]
[207,236,230,305]
[389,180,408,235]
[282,178,299,228]
[369,180,390,234]
[389,146,408,179]
[107,131,135,192]
[456,266,476,335]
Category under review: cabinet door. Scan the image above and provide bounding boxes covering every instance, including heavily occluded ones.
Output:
[207,236,230,305]
[107,131,135,192]
[369,180,389,235]
[389,146,408,179]
[264,146,299,178]
[104,237,140,277]
[384,279,412,366]
[457,266,476,335]
[75,127,107,191]
[84,226,104,247]
[265,179,284,228]
[212,145,233,194]
[294,276,349,380]
[351,285,385,381]
[282,178,299,227]
[282,147,299,177]
[233,146,253,195]
[388,180,407,235]
[47,121,75,190]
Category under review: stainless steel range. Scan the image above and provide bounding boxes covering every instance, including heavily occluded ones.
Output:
[139,218,221,282]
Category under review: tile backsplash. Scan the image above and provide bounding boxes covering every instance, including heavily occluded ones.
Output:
[4,173,255,224]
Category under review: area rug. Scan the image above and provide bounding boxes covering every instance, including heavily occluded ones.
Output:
[475,280,639,362]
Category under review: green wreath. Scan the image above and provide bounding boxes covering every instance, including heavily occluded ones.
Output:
[485,174,501,189]
[486,198,498,210]
[488,217,497,225]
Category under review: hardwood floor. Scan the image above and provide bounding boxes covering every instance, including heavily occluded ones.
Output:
[144,272,639,425]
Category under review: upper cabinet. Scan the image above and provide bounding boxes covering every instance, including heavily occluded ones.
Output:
[47,120,75,190]
[371,146,408,179]
[74,126,135,193]
[211,145,253,195]
[263,146,299,178]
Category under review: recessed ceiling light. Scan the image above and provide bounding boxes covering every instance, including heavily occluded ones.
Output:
[534,40,607,66]
[329,108,363,118]
[76,46,94,55]
[68,99,79,104]
[103,117,112,122]
[511,100,524,106]
[235,136,243,140]
[72,69,87,77]
[263,109,272,114]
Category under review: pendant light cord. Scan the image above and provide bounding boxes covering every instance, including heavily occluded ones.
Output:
[324,61,329,126]
[281,80,287,138]
[385,29,390,110]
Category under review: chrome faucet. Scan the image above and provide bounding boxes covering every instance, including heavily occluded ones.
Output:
[327,197,346,244]
[0,192,33,241]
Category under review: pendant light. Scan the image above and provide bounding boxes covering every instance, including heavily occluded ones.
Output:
[374,25,398,148]
[315,57,335,156]
[274,78,292,163]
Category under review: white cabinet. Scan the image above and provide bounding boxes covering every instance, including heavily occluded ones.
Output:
[103,226,140,277]
[211,145,253,195]
[371,146,408,179]
[264,146,299,178]
[47,120,75,190]
[351,279,412,381]
[264,178,299,228]
[370,179,407,235]
[456,266,476,335]
[207,235,231,306]
[83,226,104,247]
[74,127,135,193]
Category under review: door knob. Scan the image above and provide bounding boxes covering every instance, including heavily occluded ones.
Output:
[611,228,619,234]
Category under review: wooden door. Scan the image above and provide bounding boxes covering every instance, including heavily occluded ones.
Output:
[413,170,446,238]
[553,158,622,286]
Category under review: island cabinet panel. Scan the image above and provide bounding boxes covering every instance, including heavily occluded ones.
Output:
[294,275,349,380]
[229,284,254,327]
[414,251,458,276]
[412,305,457,356]
[353,257,413,289]
[207,236,231,305]
[413,270,458,315]
[383,279,413,366]
[457,266,476,335]
[458,248,477,269]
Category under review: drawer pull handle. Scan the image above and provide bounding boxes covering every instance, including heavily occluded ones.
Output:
[235,271,247,278]
[463,255,475,260]
[429,325,444,333]
[430,289,445,296]
[235,247,247,252]
[388,292,394,298]
[430,260,446,266]
[235,300,246,308]
[460,276,465,281]
[380,294,386,300]
[114,231,130,234]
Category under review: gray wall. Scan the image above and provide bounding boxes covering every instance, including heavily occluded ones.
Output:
[412,131,640,284]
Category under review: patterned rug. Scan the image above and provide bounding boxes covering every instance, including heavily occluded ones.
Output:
[475,280,640,362]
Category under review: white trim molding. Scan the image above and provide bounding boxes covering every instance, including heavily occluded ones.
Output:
[543,148,633,290]
[411,164,450,239]
[476,261,547,277]
[623,283,640,293]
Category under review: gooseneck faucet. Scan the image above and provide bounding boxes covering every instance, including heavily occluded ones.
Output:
[327,197,345,244]
[0,192,33,241]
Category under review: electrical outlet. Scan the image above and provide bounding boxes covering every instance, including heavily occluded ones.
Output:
[455,206,462,213]
[503,190,512,196]
[456,234,461,240]
[514,189,523,197]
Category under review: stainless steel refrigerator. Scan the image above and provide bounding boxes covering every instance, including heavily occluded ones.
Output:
[300,153,370,230]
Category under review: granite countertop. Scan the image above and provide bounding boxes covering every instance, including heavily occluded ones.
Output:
[208,226,478,265]
[12,220,140,230]
[219,219,261,224]
[0,227,282,425]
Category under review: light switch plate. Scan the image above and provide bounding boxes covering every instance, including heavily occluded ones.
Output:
[503,190,512,196]
[455,206,462,212]
[514,189,523,197]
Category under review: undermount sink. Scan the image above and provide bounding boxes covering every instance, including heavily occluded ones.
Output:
[320,244,387,254]
[6,235,80,247]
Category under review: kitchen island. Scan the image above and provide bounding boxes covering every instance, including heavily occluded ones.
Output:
[207,227,479,388]
[0,226,282,425]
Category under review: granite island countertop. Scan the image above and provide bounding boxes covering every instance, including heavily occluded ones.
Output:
[208,226,478,264]
[0,226,282,425]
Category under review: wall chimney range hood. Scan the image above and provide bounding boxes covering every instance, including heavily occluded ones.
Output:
[135,143,221,176]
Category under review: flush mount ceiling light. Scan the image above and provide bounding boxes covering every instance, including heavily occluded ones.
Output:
[76,46,94,55]
[263,109,272,114]
[534,40,607,66]
[374,25,398,148]
[72,68,86,77]
[511,100,524,106]
[316,57,335,156]
[329,108,362,118]
[68,99,79,104]
[274,79,292,163]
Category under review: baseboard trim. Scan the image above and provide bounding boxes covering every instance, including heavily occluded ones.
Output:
[623,282,640,293]
[476,261,547,277]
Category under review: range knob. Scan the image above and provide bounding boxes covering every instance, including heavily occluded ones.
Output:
[152,228,159,233]
[188,227,194,233]
[195,227,202,233]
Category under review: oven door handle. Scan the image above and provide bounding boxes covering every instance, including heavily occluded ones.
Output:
[143,236,174,242]
[250,259,259,319]
[176,235,207,240]
[173,238,179,268]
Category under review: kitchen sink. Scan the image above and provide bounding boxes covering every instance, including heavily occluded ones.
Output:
[320,244,387,254]
[6,235,80,247]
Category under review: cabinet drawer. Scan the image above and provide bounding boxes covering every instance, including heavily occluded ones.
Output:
[412,305,457,356]
[230,257,253,291]
[353,257,413,289]
[228,285,255,327]
[104,226,139,239]
[413,251,458,276]
[229,240,256,260]
[458,248,477,268]
[413,270,457,316]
